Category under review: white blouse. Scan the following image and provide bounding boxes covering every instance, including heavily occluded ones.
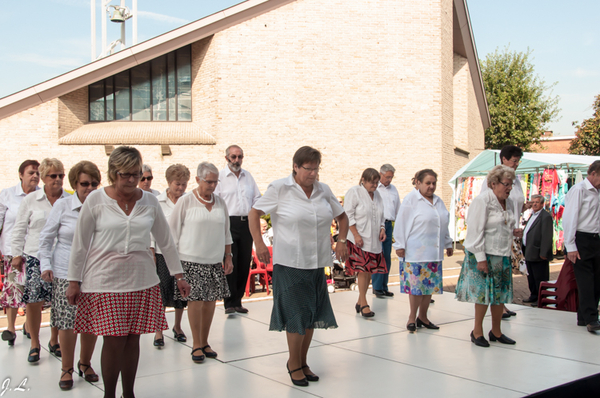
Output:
[563,178,600,252]
[38,194,82,279]
[481,176,524,226]
[253,174,344,270]
[67,189,183,293]
[344,185,385,254]
[464,189,516,262]
[168,192,233,264]
[0,183,39,256]
[11,188,71,259]
[153,189,185,255]
[392,189,452,262]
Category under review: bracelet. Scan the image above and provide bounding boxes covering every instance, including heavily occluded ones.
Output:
[176,277,186,282]
[338,238,347,244]
[224,252,233,257]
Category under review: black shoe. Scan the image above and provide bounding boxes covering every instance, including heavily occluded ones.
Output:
[59,368,74,390]
[502,312,511,319]
[302,365,319,382]
[1,330,16,346]
[235,306,249,314]
[407,323,416,332]
[225,307,236,314]
[200,345,218,359]
[523,297,538,303]
[470,331,489,347]
[505,310,517,317]
[191,348,205,363]
[384,291,394,297]
[417,318,440,330]
[373,290,385,298]
[488,331,516,344]
[28,347,40,363]
[78,360,99,382]
[356,304,374,317]
[173,328,187,342]
[22,326,31,339]
[287,362,309,387]
[587,321,600,333]
[430,299,435,304]
[48,342,62,357]
[153,337,164,347]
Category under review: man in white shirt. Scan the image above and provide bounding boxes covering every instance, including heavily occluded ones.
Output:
[214,145,261,314]
[563,161,600,332]
[522,195,553,305]
[373,164,401,298]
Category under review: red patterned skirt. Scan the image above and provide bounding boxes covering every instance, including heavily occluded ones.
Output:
[345,241,387,275]
[74,285,168,336]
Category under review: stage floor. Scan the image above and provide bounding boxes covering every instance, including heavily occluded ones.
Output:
[2,290,599,397]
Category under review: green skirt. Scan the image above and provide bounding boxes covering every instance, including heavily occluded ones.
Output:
[455,250,513,305]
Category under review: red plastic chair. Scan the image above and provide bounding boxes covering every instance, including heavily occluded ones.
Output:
[246,247,273,297]
[537,258,578,312]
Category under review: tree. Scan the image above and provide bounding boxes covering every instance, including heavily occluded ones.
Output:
[569,95,600,156]
[481,47,560,151]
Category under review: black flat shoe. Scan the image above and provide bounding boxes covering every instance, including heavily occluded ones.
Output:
[470,331,489,347]
[430,299,435,304]
[200,345,218,359]
[78,360,99,382]
[407,323,416,332]
[28,347,40,362]
[59,368,74,390]
[384,291,394,297]
[501,312,511,319]
[287,362,309,387]
[302,365,319,382]
[153,337,164,347]
[488,331,516,344]
[48,342,61,357]
[358,305,374,318]
[416,318,440,330]
[1,330,16,346]
[505,310,517,317]
[191,348,205,363]
[373,290,385,298]
[173,328,187,342]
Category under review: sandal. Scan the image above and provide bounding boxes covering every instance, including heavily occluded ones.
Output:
[59,368,74,390]
[49,342,62,358]
[200,345,218,359]
[28,347,40,363]
[78,360,99,382]
[173,328,187,343]
[191,348,205,363]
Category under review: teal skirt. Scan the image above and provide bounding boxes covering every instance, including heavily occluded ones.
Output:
[455,250,513,305]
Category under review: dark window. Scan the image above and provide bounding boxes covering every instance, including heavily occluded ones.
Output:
[88,45,192,122]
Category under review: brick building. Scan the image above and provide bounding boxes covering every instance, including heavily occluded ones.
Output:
[532,131,576,154]
[0,0,489,205]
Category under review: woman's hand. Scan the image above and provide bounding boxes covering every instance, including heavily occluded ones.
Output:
[176,279,191,298]
[223,256,234,275]
[354,235,364,248]
[255,241,271,265]
[41,270,54,283]
[446,248,454,257]
[513,228,523,238]
[396,249,405,258]
[11,256,23,272]
[476,260,489,274]
[66,281,81,305]
[379,228,386,242]
[335,240,348,263]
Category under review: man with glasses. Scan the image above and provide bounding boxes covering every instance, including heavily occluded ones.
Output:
[214,145,261,314]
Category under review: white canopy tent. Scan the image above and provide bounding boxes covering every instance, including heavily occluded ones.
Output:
[448,150,600,242]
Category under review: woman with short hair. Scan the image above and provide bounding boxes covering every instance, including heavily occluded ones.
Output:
[0,160,40,346]
[39,160,101,389]
[344,168,387,318]
[139,164,160,196]
[11,158,70,362]
[169,161,233,363]
[67,146,190,398]
[456,165,523,347]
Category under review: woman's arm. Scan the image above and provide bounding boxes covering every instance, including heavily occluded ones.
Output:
[10,198,30,271]
[249,208,269,264]
[335,212,349,263]
[67,199,96,282]
[38,203,62,282]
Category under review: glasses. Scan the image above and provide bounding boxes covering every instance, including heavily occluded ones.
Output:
[79,181,100,188]
[47,174,65,179]
[202,178,219,185]
[301,166,320,173]
[499,181,514,187]
[229,155,244,160]
[140,176,154,182]
[117,172,143,180]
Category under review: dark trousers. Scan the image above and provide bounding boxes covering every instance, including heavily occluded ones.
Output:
[525,258,550,300]
[224,217,253,309]
[572,232,600,325]
[372,221,393,292]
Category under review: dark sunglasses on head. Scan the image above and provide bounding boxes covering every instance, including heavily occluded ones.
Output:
[79,181,100,188]
[140,176,154,182]
[48,174,65,179]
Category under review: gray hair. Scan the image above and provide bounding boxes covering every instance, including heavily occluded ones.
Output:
[380,164,396,174]
[196,161,219,179]
[531,194,545,204]
[225,145,243,157]
[142,164,152,174]
[486,165,516,188]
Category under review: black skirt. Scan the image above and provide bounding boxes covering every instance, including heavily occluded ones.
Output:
[155,253,187,309]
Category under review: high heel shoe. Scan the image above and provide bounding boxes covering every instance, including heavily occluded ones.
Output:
[22,326,31,339]
[173,328,187,342]
[287,362,309,387]
[27,347,40,363]
[153,337,165,347]
[406,323,416,332]
[1,330,16,346]
[78,360,99,382]
[416,318,440,330]
[191,348,205,363]
[200,345,218,359]
[302,365,319,382]
[355,304,374,317]
[48,342,62,358]
[59,368,74,390]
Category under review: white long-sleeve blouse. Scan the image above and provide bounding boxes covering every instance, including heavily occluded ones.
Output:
[344,185,385,254]
[0,183,39,256]
[392,189,452,262]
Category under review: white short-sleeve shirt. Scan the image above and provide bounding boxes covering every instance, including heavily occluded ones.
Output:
[344,185,385,254]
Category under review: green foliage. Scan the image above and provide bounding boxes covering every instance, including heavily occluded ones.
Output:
[481,47,560,151]
[569,95,600,156]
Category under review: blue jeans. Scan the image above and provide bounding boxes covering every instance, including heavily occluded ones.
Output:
[372,221,393,292]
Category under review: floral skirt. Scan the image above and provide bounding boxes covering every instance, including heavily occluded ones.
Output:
[400,261,443,295]
[22,255,52,304]
[74,285,168,336]
[155,254,187,309]
[345,241,387,275]
[455,250,513,305]
[0,256,26,308]
[174,261,230,302]
[50,278,76,330]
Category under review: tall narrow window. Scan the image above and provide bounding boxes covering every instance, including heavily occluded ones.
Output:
[106,78,115,121]
[167,52,177,121]
[152,56,167,121]
[115,71,130,121]
[89,81,105,121]
[131,63,151,121]
[176,48,192,121]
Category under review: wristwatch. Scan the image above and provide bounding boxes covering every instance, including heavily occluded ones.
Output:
[338,238,347,244]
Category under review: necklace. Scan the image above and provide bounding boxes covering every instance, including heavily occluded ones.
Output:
[194,189,214,204]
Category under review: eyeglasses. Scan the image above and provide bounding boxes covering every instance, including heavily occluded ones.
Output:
[48,174,65,179]
[229,155,244,160]
[140,176,154,182]
[301,166,320,173]
[79,181,100,188]
[202,178,219,185]
[499,181,514,187]
[117,172,143,180]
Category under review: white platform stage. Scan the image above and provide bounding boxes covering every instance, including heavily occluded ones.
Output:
[2,290,599,397]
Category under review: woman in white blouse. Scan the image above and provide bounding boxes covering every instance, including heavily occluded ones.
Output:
[249,146,349,387]
[0,160,39,347]
[393,169,453,332]
[455,165,523,347]
[169,161,233,363]
[66,146,190,398]
[39,161,101,390]
[344,168,387,318]
[11,158,70,363]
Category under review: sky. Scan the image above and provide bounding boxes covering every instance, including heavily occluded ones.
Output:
[1,0,598,137]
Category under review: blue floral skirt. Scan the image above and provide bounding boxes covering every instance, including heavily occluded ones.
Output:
[22,255,52,304]
[455,250,512,305]
[400,261,443,295]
